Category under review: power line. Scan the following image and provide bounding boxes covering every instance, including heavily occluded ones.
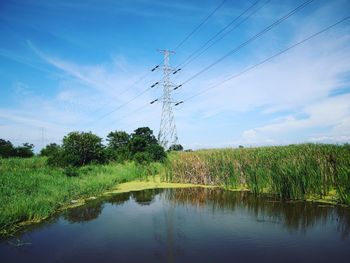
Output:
[173,0,228,51]
[89,67,155,115]
[174,0,266,71]
[109,0,316,124]
[96,86,153,121]
[177,0,314,88]
[96,13,350,130]
[92,0,228,123]
[179,15,350,103]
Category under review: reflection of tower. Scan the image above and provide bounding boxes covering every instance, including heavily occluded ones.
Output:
[152,191,180,262]
[165,203,175,263]
[157,50,179,150]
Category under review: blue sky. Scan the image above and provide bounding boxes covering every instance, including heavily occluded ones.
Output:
[0,0,350,150]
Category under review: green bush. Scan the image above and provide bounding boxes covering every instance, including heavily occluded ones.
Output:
[133,152,152,164]
[106,130,130,162]
[0,140,34,158]
[40,143,61,157]
[129,127,166,163]
[64,166,79,177]
[0,139,15,158]
[168,144,183,152]
[13,143,34,158]
[48,132,105,167]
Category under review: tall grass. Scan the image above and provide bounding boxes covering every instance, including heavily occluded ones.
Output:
[0,157,159,236]
[164,144,350,204]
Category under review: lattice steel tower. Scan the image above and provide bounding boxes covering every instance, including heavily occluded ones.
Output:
[157,50,179,149]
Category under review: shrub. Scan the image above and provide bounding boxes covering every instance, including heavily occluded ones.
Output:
[129,127,166,163]
[14,143,34,158]
[48,132,105,167]
[0,139,15,158]
[40,143,61,157]
[0,140,34,158]
[106,131,130,162]
[64,166,79,177]
[133,152,152,164]
[168,144,184,152]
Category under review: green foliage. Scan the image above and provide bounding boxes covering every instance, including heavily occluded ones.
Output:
[49,132,106,167]
[0,157,148,236]
[129,127,166,163]
[133,152,152,164]
[64,166,80,177]
[107,130,130,149]
[0,139,15,158]
[13,143,34,158]
[148,143,166,161]
[165,144,350,205]
[106,130,130,162]
[44,127,165,167]
[168,144,184,151]
[40,143,61,157]
[0,140,34,158]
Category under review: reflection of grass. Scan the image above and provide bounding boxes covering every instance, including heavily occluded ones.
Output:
[165,144,350,205]
[0,157,156,237]
[165,188,350,238]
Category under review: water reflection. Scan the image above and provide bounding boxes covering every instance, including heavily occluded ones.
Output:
[133,189,160,206]
[1,188,350,262]
[64,199,103,223]
[62,188,350,239]
[63,190,161,223]
[164,188,350,238]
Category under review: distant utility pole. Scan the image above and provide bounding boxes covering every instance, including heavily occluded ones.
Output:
[157,50,179,149]
[41,127,45,147]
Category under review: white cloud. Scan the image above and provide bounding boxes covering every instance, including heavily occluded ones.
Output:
[1,1,350,149]
[241,94,350,145]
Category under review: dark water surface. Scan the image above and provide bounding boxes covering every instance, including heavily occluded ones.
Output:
[1,188,350,263]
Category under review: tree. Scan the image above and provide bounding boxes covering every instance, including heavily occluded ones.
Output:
[40,143,61,157]
[148,143,166,161]
[0,139,15,158]
[129,127,157,155]
[168,144,183,152]
[106,131,130,149]
[129,127,166,163]
[14,143,34,158]
[0,140,34,158]
[48,132,105,167]
[106,131,130,162]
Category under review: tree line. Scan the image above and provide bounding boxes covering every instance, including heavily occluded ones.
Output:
[0,140,34,158]
[0,127,184,167]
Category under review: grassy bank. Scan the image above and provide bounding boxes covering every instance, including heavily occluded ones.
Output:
[1,143,350,237]
[164,144,350,205]
[0,157,161,236]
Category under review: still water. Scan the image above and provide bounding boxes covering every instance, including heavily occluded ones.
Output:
[1,188,350,263]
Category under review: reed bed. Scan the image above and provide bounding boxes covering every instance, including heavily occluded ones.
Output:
[164,144,350,204]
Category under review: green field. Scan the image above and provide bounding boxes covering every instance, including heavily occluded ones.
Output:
[165,144,350,204]
[0,157,161,237]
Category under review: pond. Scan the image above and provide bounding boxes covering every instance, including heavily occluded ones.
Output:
[1,188,350,262]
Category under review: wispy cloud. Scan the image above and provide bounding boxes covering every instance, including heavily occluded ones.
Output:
[1,0,349,149]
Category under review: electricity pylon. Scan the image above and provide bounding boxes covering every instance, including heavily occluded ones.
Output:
[157,50,179,149]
